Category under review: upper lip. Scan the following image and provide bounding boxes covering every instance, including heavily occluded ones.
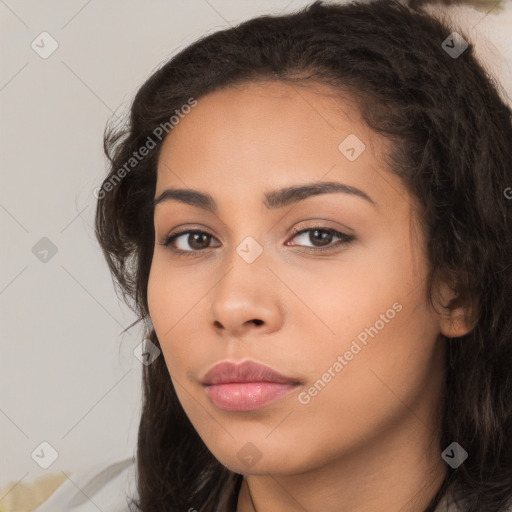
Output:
[201,360,301,386]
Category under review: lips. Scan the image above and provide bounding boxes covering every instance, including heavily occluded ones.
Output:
[201,360,301,411]
[201,360,300,386]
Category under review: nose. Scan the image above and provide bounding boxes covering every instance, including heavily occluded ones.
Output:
[208,248,284,339]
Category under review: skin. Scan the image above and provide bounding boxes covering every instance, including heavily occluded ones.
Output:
[147,80,474,512]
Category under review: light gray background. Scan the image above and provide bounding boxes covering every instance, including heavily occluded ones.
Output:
[1,0,511,494]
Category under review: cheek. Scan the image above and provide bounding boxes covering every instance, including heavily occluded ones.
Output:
[147,260,186,369]
[298,278,439,423]
[147,261,170,334]
[147,255,196,330]
[275,299,441,473]
[285,228,439,413]
[147,257,214,384]
[280,237,416,349]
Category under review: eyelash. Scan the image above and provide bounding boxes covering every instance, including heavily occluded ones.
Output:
[160,224,355,257]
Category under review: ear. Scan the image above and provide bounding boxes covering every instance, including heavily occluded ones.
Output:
[435,276,479,338]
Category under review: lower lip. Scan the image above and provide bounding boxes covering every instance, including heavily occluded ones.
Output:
[204,382,299,411]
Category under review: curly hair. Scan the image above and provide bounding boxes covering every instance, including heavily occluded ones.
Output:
[94,0,512,510]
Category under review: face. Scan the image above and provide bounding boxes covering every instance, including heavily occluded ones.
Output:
[147,80,448,476]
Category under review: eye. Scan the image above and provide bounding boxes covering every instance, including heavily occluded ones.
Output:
[161,229,220,256]
[287,225,355,252]
[159,224,355,257]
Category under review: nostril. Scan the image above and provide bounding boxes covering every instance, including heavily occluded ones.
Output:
[251,319,264,326]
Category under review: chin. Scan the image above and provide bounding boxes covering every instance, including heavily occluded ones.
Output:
[210,442,307,476]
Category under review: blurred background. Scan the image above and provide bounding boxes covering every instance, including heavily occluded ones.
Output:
[1,0,510,509]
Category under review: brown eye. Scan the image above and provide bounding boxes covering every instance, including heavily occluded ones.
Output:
[160,225,354,257]
[288,226,355,252]
[306,229,334,247]
[161,230,219,255]
[185,232,211,250]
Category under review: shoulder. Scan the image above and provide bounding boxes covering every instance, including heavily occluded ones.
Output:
[434,485,512,512]
[32,456,138,512]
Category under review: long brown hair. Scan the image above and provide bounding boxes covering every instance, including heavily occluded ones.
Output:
[95,1,512,510]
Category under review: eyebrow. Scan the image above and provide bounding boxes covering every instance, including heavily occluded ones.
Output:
[153,181,376,212]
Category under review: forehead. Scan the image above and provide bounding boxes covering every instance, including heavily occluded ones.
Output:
[159,79,370,156]
[155,80,401,211]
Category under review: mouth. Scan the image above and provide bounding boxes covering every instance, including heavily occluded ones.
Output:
[201,360,302,412]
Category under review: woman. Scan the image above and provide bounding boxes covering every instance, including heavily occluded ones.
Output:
[92,0,512,511]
